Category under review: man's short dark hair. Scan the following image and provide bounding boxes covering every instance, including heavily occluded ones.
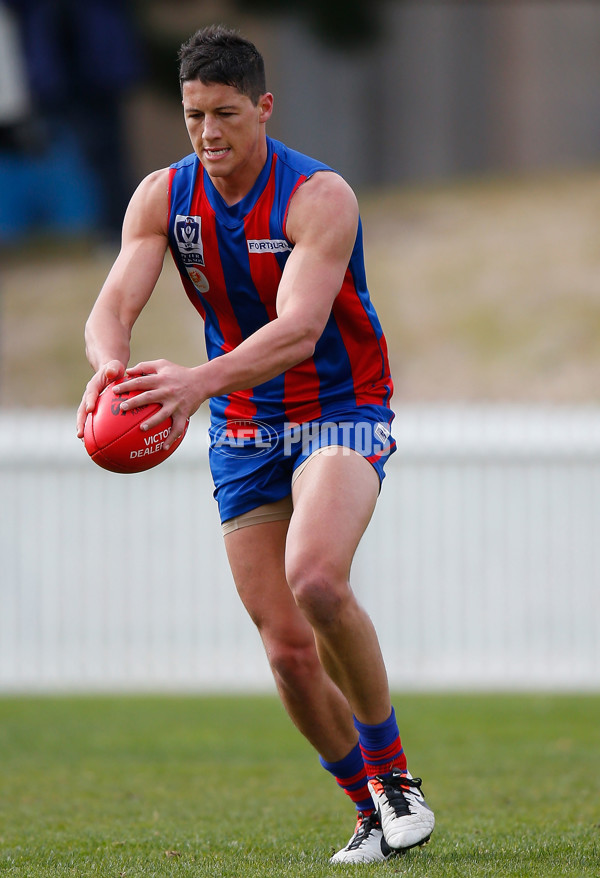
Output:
[178,25,266,105]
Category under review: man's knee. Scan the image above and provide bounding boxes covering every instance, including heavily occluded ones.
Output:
[286,555,349,628]
[264,635,321,690]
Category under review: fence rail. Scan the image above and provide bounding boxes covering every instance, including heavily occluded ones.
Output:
[1,406,599,692]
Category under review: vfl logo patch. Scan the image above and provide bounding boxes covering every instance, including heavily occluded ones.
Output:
[175,215,204,267]
[247,239,291,254]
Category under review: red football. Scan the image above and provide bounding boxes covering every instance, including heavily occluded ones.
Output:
[83,381,188,473]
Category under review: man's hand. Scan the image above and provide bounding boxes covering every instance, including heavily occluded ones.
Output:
[112,359,205,449]
[76,360,126,438]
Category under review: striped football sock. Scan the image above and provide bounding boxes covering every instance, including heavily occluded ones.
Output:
[319,742,374,814]
[354,707,408,778]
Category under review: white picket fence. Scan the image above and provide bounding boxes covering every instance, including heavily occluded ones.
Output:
[1,406,599,692]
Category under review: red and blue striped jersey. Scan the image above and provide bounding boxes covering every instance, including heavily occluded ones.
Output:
[167,137,394,426]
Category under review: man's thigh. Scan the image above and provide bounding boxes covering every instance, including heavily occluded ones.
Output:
[224,517,313,644]
[288,446,381,580]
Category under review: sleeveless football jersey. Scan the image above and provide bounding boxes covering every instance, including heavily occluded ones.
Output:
[167,137,394,427]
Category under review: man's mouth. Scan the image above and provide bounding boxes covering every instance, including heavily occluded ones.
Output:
[204,147,230,158]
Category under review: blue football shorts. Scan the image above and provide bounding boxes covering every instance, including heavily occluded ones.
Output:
[208,406,396,524]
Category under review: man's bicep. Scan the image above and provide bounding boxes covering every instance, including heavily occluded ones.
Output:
[275,242,348,343]
[278,175,359,325]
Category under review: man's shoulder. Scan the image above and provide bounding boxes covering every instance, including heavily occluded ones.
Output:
[169,152,199,172]
[269,137,333,178]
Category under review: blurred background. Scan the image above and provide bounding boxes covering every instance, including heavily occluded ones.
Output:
[1,0,599,692]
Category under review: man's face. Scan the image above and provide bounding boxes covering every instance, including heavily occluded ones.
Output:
[182,79,273,196]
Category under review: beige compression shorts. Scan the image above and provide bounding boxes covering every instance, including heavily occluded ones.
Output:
[220,445,346,535]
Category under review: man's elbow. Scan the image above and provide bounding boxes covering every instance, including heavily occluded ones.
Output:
[293,324,322,362]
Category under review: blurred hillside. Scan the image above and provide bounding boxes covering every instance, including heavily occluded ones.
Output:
[2,166,599,410]
[2,2,600,411]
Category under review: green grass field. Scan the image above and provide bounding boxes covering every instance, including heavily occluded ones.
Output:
[0,694,598,877]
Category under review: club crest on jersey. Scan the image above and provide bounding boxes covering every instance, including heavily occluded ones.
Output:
[186,266,210,293]
[175,215,205,266]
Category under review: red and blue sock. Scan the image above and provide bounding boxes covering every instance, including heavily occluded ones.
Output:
[354,707,407,779]
[319,742,374,814]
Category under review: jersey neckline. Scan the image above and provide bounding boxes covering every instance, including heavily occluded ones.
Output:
[202,138,275,228]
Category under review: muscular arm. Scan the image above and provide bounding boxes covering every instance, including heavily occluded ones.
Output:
[199,170,359,391]
[75,169,170,435]
[114,171,360,441]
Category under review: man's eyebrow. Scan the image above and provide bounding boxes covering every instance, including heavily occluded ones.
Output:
[184,104,239,113]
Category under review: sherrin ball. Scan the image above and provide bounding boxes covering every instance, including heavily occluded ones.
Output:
[83,381,187,473]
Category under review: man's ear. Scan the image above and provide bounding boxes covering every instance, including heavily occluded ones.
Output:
[258,92,274,123]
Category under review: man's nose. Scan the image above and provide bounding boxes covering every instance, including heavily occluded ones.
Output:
[203,114,222,141]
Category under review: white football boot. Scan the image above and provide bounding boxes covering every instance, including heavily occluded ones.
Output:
[368,769,435,851]
[329,811,396,864]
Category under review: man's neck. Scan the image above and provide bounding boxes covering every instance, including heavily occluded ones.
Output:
[206,139,270,207]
